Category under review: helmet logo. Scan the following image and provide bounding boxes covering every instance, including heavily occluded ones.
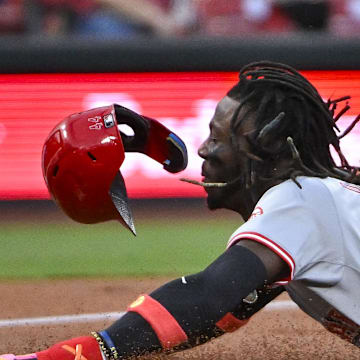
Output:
[103,113,115,128]
[88,116,103,130]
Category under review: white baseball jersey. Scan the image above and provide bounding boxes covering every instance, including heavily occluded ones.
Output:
[227,176,360,346]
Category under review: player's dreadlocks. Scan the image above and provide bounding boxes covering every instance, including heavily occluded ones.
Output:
[225,61,360,189]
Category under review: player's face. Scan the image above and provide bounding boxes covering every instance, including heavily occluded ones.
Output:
[198,96,254,215]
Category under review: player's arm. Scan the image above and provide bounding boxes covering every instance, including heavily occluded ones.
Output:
[33,244,288,360]
[238,239,290,281]
[98,244,286,358]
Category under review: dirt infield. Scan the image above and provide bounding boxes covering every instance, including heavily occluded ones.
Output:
[1,278,359,359]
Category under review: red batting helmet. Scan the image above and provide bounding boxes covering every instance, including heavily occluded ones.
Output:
[42,104,187,235]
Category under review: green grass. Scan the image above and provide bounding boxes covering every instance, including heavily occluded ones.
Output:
[0,217,241,279]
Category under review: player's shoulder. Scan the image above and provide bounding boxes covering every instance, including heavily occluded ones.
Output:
[262,176,328,199]
[320,176,360,194]
[297,176,360,200]
[258,176,335,209]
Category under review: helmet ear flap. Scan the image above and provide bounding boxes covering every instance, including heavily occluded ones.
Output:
[115,104,188,173]
[114,105,149,152]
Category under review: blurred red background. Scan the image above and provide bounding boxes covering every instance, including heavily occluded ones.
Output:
[0,71,358,199]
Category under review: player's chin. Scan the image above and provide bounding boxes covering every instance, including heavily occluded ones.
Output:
[206,190,224,210]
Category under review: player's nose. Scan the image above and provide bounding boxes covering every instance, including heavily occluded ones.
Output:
[198,139,209,159]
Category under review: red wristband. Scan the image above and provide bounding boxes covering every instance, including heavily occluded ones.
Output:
[127,294,188,349]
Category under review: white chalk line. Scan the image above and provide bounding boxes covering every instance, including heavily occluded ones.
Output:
[0,312,125,328]
[0,301,298,329]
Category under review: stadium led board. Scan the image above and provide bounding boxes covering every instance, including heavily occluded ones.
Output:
[0,71,359,199]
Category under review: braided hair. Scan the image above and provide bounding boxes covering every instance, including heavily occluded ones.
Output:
[226,61,360,189]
